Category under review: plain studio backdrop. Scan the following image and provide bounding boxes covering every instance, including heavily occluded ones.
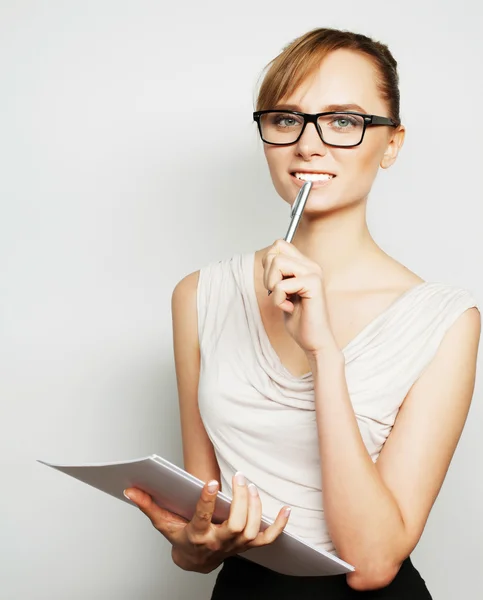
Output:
[1,1,482,598]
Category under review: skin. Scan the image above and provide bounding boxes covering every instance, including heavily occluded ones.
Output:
[265,49,403,224]
[125,48,481,591]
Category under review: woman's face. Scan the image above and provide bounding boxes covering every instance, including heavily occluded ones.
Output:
[263,49,405,214]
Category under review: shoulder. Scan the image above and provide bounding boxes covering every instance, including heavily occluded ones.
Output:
[413,281,480,318]
[444,302,480,348]
[172,270,200,306]
[380,256,479,314]
[408,281,481,370]
[429,282,480,340]
[171,253,237,306]
[403,285,480,411]
[171,252,250,330]
[190,252,251,299]
[358,279,480,381]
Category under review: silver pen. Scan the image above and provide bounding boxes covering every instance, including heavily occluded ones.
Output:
[268,181,312,295]
[284,180,312,243]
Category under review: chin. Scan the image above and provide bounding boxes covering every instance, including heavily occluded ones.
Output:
[303,199,341,216]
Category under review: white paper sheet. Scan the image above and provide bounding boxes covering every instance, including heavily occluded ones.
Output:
[38,454,354,577]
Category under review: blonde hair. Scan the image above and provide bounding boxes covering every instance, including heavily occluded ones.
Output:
[256,28,401,124]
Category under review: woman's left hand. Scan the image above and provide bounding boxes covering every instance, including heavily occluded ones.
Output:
[262,239,338,357]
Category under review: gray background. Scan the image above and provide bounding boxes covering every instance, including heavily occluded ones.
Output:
[1,1,482,598]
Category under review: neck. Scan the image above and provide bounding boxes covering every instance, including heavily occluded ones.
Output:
[290,199,383,291]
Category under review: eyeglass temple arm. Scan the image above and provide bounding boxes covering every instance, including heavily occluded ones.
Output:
[369,115,398,126]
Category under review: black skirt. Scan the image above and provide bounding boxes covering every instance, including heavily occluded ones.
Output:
[210,555,432,599]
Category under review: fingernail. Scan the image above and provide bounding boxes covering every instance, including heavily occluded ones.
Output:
[207,480,218,494]
[123,490,132,501]
[235,471,246,486]
[248,483,258,497]
[283,506,291,518]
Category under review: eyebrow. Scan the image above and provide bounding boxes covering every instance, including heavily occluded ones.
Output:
[273,103,368,113]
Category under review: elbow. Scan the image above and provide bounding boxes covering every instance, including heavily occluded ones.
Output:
[346,561,401,592]
[341,524,412,591]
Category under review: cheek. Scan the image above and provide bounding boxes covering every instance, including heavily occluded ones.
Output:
[336,145,382,189]
[264,147,291,194]
[264,147,283,175]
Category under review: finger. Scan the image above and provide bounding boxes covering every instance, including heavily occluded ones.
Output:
[218,472,249,542]
[266,255,309,296]
[262,240,295,275]
[267,253,306,287]
[240,483,262,542]
[271,239,305,259]
[124,487,188,536]
[272,273,324,311]
[248,505,292,548]
[261,244,278,270]
[262,251,278,291]
[262,238,295,278]
[187,479,219,536]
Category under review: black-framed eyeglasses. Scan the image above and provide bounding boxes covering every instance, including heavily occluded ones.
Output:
[253,110,398,148]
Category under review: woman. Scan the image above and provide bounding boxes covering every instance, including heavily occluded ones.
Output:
[124,28,480,598]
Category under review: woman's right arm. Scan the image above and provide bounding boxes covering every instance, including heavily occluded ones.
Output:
[124,271,291,573]
[171,271,220,484]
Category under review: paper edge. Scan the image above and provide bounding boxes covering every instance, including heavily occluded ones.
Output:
[37,454,354,571]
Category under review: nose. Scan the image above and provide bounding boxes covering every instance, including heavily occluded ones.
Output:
[295,121,328,159]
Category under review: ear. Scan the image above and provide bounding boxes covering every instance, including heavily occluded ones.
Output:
[380,125,406,169]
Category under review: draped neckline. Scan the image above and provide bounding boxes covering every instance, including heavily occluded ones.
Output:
[242,252,430,381]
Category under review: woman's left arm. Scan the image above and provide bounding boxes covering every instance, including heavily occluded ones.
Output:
[263,239,481,591]
[310,305,480,592]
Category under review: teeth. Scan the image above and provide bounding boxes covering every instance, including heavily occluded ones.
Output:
[294,172,334,182]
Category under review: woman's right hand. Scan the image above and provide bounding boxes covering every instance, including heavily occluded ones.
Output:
[124,472,291,573]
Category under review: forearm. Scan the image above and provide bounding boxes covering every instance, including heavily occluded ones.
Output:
[309,348,410,588]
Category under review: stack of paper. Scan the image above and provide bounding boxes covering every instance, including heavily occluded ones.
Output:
[38,454,354,577]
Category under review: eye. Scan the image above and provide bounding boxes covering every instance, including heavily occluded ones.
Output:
[271,113,303,128]
[318,113,364,135]
[278,117,297,127]
[331,116,358,129]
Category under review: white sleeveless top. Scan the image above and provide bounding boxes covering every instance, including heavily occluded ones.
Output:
[196,252,479,555]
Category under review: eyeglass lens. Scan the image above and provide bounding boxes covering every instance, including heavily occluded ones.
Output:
[259,112,365,146]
